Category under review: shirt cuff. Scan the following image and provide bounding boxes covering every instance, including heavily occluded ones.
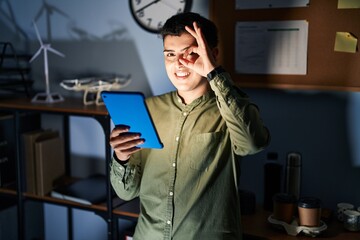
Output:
[113,152,129,166]
[207,66,226,81]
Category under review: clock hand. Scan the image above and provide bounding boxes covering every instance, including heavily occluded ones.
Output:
[161,0,179,11]
[136,0,161,13]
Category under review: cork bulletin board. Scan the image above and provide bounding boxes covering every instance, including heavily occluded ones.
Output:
[209,0,360,91]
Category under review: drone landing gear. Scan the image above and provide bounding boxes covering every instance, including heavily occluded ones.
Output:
[31,92,64,103]
[83,89,104,105]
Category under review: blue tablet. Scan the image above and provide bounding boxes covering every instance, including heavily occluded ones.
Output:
[101,91,163,149]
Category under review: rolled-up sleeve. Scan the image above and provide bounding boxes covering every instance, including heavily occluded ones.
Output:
[210,72,270,156]
[110,156,141,201]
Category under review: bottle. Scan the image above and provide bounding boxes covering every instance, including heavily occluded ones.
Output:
[285,152,302,200]
[263,152,282,211]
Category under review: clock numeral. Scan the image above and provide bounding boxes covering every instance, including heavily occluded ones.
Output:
[137,10,144,18]
[157,22,163,29]
[177,8,183,14]
[135,0,141,5]
[147,18,152,26]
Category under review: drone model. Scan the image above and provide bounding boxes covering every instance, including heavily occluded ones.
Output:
[30,20,65,103]
[60,75,131,105]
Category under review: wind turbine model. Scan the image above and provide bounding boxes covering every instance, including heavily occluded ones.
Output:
[30,21,65,103]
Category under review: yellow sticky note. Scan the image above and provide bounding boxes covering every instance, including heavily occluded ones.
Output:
[334,32,358,53]
[338,0,360,9]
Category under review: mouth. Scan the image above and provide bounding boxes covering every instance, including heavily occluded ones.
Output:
[175,71,190,78]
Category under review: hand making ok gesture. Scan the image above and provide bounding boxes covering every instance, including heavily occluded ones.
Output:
[179,22,219,78]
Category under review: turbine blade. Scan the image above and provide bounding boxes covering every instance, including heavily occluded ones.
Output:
[29,48,43,63]
[32,21,43,45]
[34,6,44,21]
[47,47,65,58]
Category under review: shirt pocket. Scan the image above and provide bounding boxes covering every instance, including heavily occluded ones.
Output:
[187,131,223,171]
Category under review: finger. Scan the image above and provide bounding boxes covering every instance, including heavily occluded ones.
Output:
[114,145,142,160]
[179,58,192,68]
[185,28,201,48]
[182,46,198,59]
[193,23,207,50]
[113,137,144,151]
[110,132,142,147]
[113,138,144,158]
[185,25,196,37]
[110,126,129,138]
[185,22,206,49]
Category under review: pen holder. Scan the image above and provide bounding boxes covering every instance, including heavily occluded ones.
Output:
[343,210,360,231]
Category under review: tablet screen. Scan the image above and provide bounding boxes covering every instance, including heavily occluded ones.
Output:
[101,91,163,149]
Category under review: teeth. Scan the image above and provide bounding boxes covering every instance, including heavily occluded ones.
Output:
[176,72,190,77]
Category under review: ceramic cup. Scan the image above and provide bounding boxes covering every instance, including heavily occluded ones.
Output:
[298,197,322,227]
[337,202,354,222]
[343,210,360,231]
[273,193,297,223]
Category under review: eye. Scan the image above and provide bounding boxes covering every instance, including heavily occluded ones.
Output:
[165,52,175,58]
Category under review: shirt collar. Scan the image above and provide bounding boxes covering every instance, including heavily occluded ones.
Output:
[173,90,215,109]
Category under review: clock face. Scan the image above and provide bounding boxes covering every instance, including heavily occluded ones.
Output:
[130,0,192,33]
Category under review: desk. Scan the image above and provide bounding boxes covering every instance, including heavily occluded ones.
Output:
[242,206,359,240]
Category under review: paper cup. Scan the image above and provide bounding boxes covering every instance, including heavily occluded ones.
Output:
[298,197,322,227]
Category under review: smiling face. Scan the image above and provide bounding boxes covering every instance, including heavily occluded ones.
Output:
[163,32,210,104]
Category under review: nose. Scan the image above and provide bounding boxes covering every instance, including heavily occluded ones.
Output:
[175,55,185,69]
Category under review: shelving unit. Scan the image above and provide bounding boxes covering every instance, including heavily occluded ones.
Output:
[0,97,140,240]
[0,42,33,97]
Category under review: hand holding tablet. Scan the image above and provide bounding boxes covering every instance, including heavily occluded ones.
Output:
[101,91,163,149]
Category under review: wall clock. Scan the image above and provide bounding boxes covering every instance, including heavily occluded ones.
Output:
[129,0,192,33]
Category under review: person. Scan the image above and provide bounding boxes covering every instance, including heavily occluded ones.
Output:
[109,12,270,240]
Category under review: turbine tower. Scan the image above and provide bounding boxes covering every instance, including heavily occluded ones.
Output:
[30,21,65,103]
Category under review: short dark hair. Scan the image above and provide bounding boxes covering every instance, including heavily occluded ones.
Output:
[160,12,218,49]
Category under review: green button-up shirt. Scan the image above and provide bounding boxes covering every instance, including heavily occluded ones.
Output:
[110,72,270,240]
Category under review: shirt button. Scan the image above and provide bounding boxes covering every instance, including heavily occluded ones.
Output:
[175,136,179,141]
[172,163,176,167]
[167,220,171,225]
[227,100,231,105]
[169,192,173,196]
[183,112,187,116]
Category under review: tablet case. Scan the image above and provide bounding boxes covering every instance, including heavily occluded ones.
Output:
[101,91,163,149]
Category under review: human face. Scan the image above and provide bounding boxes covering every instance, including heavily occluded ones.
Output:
[163,32,209,103]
